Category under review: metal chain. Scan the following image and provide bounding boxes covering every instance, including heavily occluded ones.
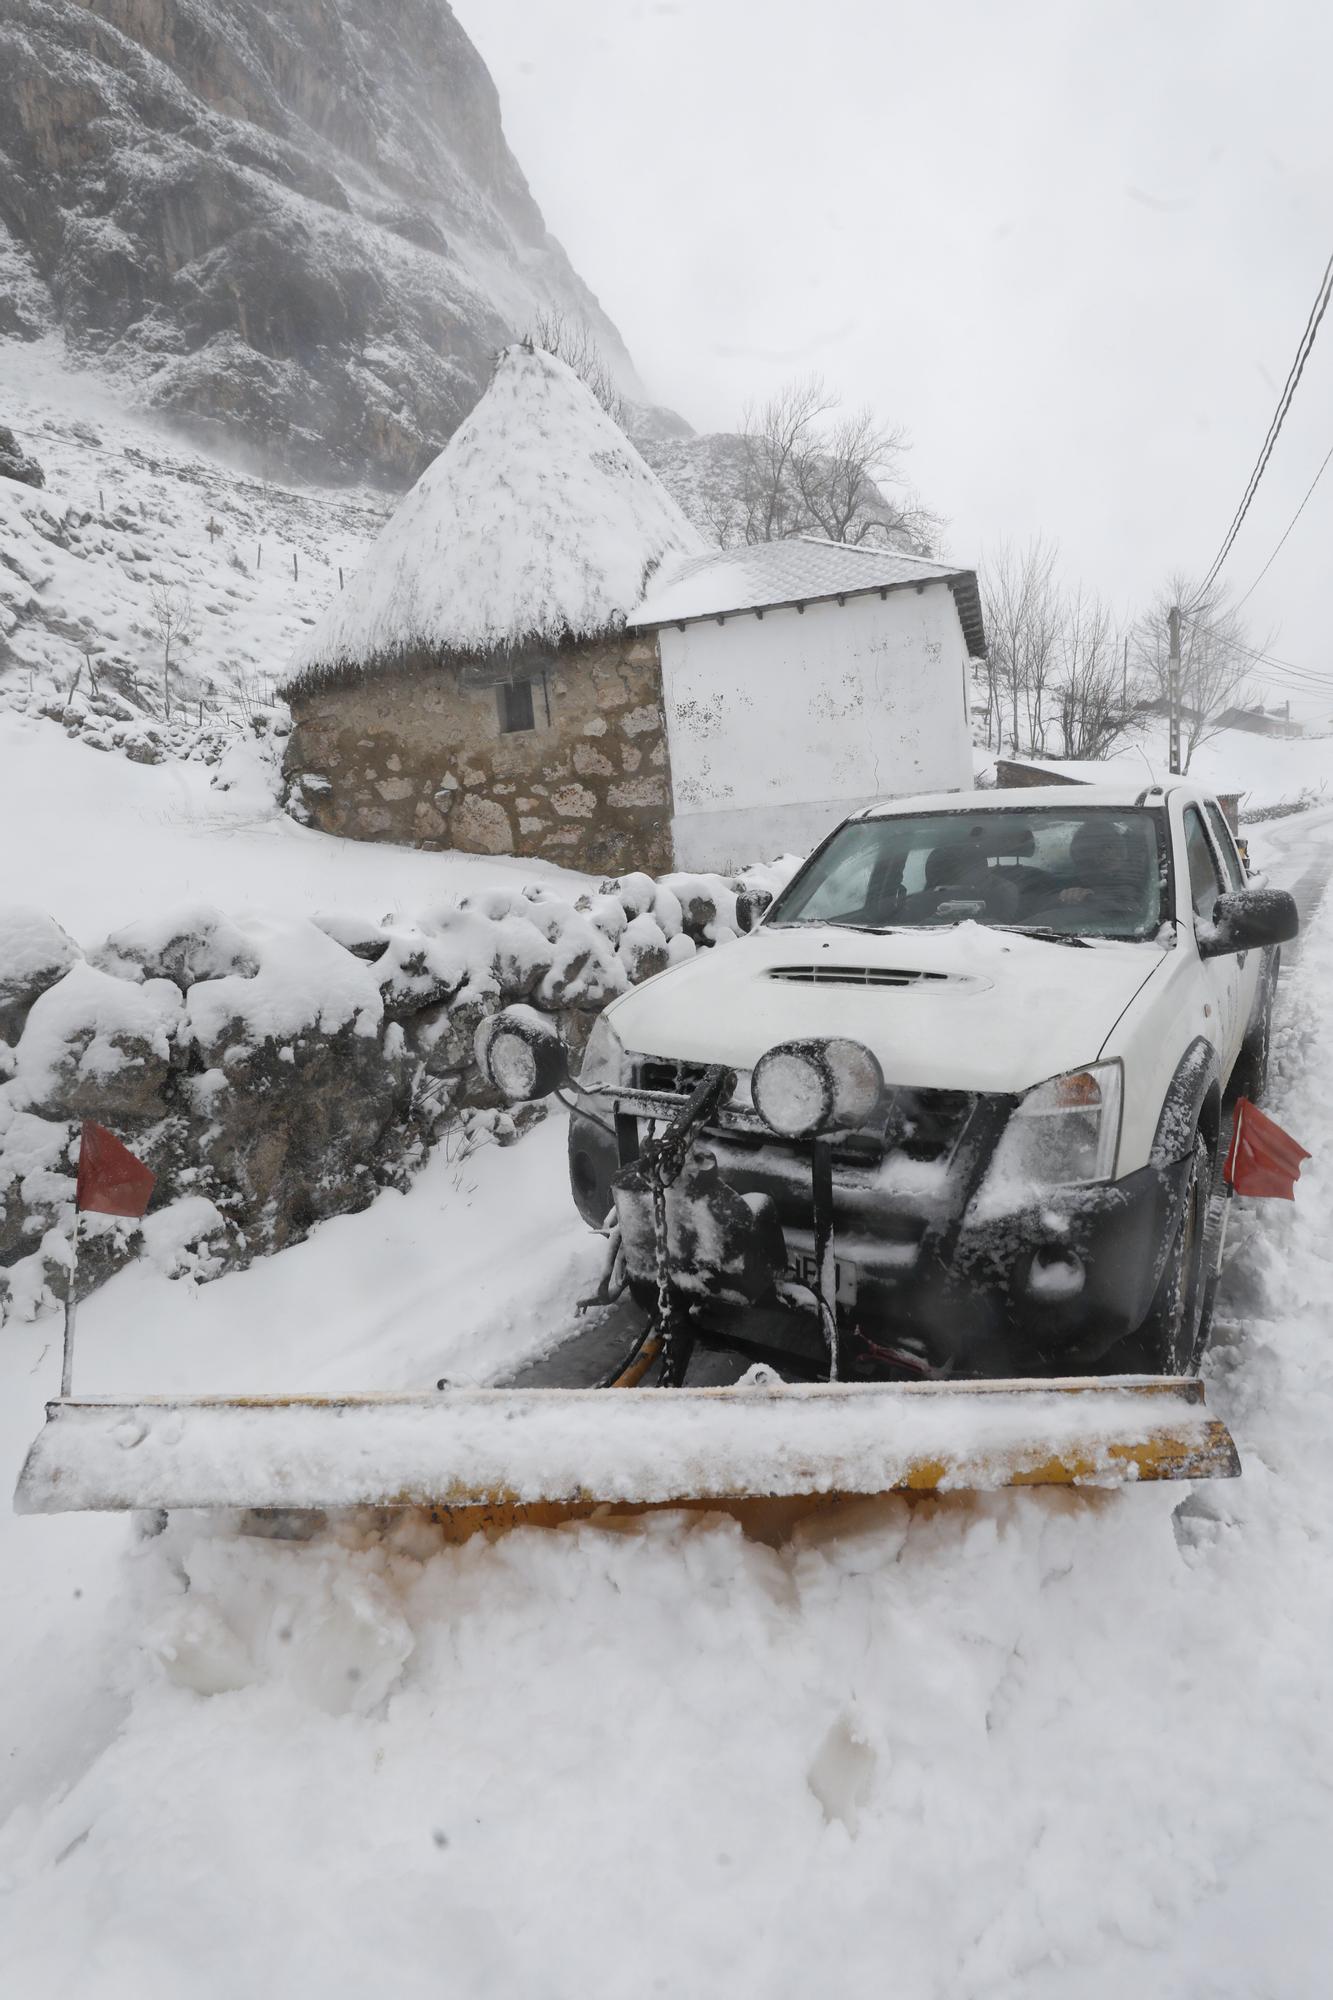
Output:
[640,1065,735,1385]
[651,1169,673,1332]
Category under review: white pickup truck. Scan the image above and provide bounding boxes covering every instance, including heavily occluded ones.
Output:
[551,782,1298,1382]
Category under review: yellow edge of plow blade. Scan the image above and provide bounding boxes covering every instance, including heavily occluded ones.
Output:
[14,1375,1240,1529]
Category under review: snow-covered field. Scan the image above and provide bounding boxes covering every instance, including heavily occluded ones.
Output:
[0,710,591,939]
[3,709,1333,1993]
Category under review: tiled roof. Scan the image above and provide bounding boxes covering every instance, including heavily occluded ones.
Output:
[629,536,986,655]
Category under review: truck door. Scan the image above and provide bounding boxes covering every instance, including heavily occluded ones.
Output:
[1205,798,1263,1058]
[1181,804,1241,1071]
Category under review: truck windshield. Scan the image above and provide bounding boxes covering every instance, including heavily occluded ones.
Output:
[765,807,1167,941]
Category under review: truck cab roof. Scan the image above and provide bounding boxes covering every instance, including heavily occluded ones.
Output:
[858,781,1215,819]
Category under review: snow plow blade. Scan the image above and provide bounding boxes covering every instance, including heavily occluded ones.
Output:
[15,1376,1239,1525]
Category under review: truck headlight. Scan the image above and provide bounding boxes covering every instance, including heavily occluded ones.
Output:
[752,1038,883,1139]
[577,1012,630,1093]
[988,1062,1123,1189]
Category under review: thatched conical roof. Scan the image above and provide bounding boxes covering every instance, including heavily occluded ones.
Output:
[288,345,702,690]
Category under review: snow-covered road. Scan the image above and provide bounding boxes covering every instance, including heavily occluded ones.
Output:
[3,791,1333,1997]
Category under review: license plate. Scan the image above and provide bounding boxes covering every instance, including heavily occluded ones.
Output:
[787,1250,858,1305]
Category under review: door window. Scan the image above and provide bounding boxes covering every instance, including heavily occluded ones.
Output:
[1204,803,1246,890]
[1183,807,1226,921]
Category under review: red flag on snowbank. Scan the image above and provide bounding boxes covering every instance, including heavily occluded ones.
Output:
[75,1121,155,1218]
[1224,1099,1310,1200]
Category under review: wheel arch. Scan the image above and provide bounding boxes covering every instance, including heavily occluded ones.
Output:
[1149,1036,1223,1169]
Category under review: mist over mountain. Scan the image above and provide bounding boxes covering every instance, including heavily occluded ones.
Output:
[0,0,667,485]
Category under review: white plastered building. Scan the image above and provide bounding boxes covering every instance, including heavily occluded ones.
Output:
[627,539,985,871]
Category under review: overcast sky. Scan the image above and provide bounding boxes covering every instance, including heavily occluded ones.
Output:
[453,0,1333,719]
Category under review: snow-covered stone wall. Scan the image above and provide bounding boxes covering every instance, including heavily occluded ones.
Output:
[0,859,797,1318]
[658,584,974,871]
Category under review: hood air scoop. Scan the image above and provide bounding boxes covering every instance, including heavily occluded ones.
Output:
[766,965,955,989]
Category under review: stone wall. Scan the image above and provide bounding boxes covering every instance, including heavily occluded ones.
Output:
[283,632,674,875]
[0,859,796,1321]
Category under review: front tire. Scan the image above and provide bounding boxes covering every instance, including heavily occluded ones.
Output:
[1116,1130,1218,1375]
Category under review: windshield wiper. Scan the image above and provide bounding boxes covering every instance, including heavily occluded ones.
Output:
[989,924,1092,950]
[766,918,905,934]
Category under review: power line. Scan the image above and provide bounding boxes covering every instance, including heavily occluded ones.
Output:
[1180,610,1333,687]
[1189,252,1333,605]
[1233,439,1333,609]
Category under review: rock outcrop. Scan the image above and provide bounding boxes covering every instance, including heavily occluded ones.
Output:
[0,423,45,487]
[0,0,643,484]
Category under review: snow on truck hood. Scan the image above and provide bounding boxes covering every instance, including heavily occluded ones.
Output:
[604,921,1168,1095]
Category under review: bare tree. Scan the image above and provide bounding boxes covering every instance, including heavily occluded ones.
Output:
[1134,575,1257,772]
[528,310,627,429]
[979,539,1062,755]
[146,574,196,722]
[795,405,939,551]
[739,375,835,544]
[1054,591,1136,759]
[738,373,940,553]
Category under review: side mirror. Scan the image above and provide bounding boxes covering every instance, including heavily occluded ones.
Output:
[735,887,773,934]
[1198,888,1299,960]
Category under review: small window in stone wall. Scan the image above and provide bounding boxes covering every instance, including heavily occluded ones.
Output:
[499,679,535,733]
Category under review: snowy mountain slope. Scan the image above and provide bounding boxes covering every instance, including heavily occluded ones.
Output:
[0,791,1332,1994]
[0,339,377,720]
[0,0,649,484]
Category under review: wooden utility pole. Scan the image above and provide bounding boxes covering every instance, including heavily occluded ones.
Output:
[1167,604,1182,774]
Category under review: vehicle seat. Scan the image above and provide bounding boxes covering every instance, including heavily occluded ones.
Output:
[1025,821,1143,928]
[901,842,1019,924]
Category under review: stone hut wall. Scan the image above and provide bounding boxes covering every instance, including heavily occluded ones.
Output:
[284,631,674,875]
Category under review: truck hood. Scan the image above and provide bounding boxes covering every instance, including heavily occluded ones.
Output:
[605,921,1169,1095]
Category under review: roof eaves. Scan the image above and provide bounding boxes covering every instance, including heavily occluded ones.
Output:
[630,565,989,657]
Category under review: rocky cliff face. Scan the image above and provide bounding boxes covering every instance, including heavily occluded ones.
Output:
[0,0,644,485]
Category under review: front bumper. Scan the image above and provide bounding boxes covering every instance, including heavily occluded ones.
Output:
[567,1092,1188,1376]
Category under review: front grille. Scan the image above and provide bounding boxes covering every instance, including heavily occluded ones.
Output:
[887,1087,973,1162]
[630,1056,975,1169]
[635,1056,716,1097]
[767,965,950,988]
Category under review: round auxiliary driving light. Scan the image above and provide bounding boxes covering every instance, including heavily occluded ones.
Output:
[476,1005,569,1102]
[751,1038,883,1139]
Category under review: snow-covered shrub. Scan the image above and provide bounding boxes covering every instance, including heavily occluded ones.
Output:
[0,905,82,1043]
[94,905,260,988]
[13,961,182,1121]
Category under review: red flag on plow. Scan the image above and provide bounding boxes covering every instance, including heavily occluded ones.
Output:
[1224,1098,1310,1200]
[75,1121,155,1219]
